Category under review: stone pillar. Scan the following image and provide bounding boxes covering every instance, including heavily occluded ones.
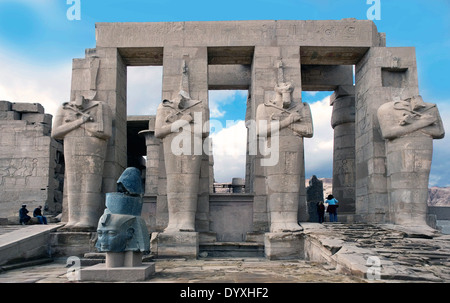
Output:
[140,117,160,197]
[249,45,306,233]
[355,47,419,223]
[139,117,160,231]
[331,85,356,217]
[152,46,209,258]
[68,47,128,223]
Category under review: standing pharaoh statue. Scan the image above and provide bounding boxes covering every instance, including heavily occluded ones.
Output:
[155,60,207,233]
[52,94,112,231]
[256,61,313,233]
[377,95,445,226]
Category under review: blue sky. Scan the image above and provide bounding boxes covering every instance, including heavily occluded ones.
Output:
[0,0,449,185]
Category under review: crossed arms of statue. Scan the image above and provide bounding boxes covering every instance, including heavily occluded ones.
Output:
[256,102,313,138]
[377,98,445,140]
[154,100,206,139]
[51,101,112,140]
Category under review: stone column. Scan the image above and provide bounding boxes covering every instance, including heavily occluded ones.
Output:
[331,85,356,218]
[151,46,209,258]
[355,47,419,223]
[69,47,128,215]
[140,117,159,197]
[139,117,160,231]
[249,45,307,233]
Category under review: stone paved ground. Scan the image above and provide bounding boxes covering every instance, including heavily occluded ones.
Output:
[0,257,366,283]
[0,223,449,284]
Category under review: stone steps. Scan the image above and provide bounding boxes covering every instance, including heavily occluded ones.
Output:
[199,242,265,258]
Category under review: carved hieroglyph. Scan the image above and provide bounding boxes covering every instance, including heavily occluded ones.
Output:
[256,61,313,233]
[377,95,445,226]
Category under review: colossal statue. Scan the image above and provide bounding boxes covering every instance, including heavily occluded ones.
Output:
[256,77,313,233]
[377,95,445,226]
[52,95,112,231]
[154,61,208,233]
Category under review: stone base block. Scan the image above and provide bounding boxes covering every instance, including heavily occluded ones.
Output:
[264,232,304,260]
[151,232,198,259]
[49,231,97,257]
[79,263,155,282]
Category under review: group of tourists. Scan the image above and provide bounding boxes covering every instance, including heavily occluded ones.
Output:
[316,195,339,223]
[19,204,47,225]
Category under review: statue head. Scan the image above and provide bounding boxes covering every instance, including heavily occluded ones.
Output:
[96,213,136,252]
[409,95,427,111]
[95,167,150,253]
[274,82,293,108]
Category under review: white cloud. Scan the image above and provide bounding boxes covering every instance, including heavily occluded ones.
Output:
[0,49,71,117]
[209,90,247,119]
[210,95,335,183]
[429,100,450,187]
[127,66,163,116]
[210,120,247,182]
[304,95,334,174]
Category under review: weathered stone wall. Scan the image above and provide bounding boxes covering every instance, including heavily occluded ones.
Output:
[354,47,419,223]
[0,101,64,218]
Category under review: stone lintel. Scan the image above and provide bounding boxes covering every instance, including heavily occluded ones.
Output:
[302,65,353,92]
[95,20,380,49]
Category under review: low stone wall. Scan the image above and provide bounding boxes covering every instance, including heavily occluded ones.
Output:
[428,206,450,220]
[0,101,64,218]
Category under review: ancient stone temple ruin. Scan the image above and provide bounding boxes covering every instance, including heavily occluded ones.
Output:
[1,19,445,260]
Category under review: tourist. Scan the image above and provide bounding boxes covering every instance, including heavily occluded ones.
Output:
[317,201,325,223]
[19,204,31,225]
[33,205,47,225]
[325,195,339,222]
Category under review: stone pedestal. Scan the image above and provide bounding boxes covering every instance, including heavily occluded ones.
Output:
[264,232,304,260]
[79,251,155,282]
[79,263,155,282]
[151,232,199,259]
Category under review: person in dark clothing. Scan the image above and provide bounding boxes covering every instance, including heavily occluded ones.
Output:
[317,201,325,223]
[33,205,47,225]
[19,204,31,225]
[325,194,339,222]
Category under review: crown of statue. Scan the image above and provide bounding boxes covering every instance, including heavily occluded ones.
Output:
[105,167,144,216]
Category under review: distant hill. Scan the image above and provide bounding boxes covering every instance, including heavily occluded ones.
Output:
[428,187,450,207]
[306,178,450,207]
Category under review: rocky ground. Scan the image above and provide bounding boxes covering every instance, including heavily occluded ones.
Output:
[303,223,450,282]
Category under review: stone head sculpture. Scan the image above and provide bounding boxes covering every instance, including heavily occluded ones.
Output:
[96,167,150,253]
